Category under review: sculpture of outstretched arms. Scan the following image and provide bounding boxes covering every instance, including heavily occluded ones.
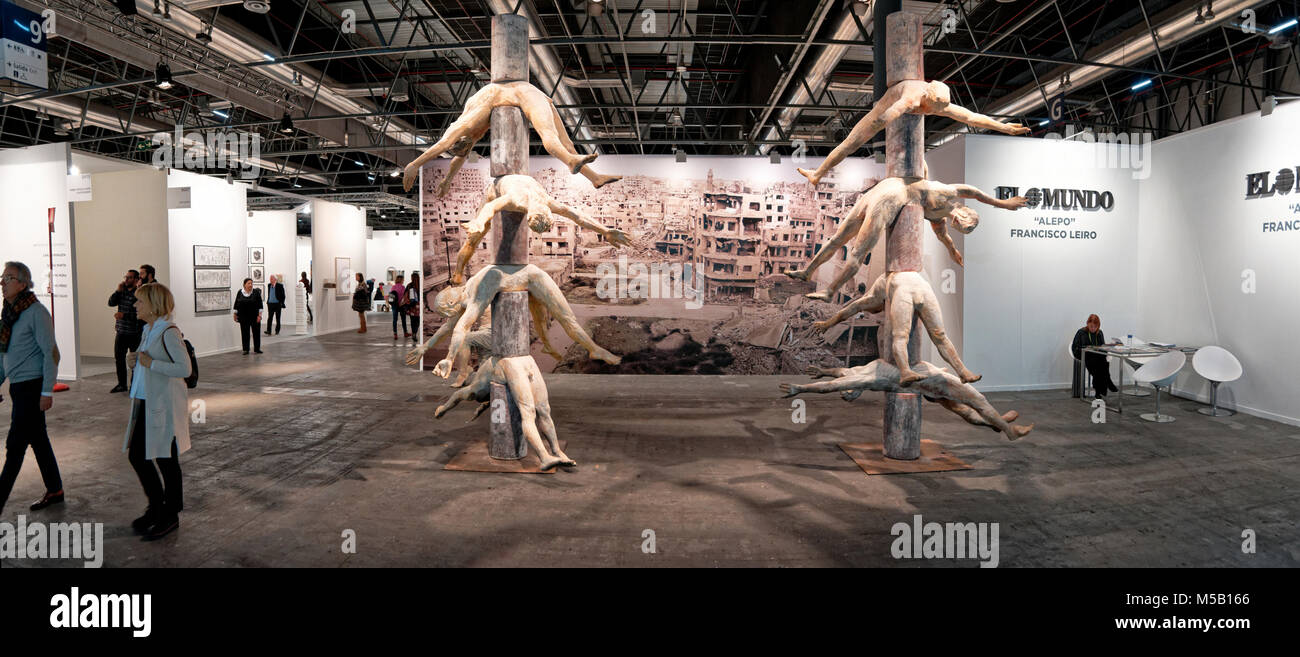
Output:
[954,184,1028,211]
[932,103,1032,136]
[930,219,964,267]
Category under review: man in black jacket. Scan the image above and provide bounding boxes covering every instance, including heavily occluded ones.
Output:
[107,269,144,393]
[265,275,287,335]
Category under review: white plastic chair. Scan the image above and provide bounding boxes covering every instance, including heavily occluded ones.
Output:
[1134,351,1186,423]
[1121,337,1154,397]
[1192,346,1242,417]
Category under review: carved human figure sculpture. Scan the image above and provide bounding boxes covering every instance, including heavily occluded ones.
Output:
[402,81,621,192]
[814,272,978,385]
[430,135,622,198]
[433,264,622,382]
[796,80,1032,186]
[785,177,1027,300]
[432,353,576,470]
[780,362,1033,440]
[406,284,565,386]
[452,175,632,285]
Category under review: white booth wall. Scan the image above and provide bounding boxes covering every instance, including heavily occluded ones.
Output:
[247,210,300,327]
[166,170,249,357]
[365,230,422,287]
[1139,101,1300,425]
[72,168,169,358]
[0,143,79,380]
[955,134,1142,391]
[310,200,367,335]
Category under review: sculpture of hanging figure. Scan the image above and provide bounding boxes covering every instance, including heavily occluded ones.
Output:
[780,361,1034,440]
[796,80,1031,186]
[784,177,1027,300]
[814,271,978,385]
[451,174,632,285]
[406,284,567,387]
[433,264,623,378]
[402,81,623,193]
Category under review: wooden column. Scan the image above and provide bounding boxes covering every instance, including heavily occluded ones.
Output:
[487,13,531,460]
[880,11,924,461]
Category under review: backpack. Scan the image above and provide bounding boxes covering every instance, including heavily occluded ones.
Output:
[161,326,200,389]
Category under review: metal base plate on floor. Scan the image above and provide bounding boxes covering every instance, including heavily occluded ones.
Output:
[838,440,973,475]
[1197,407,1236,417]
[444,440,570,474]
[1123,388,1152,397]
[1140,413,1176,423]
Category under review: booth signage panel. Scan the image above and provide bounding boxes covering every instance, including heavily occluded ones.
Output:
[0,0,49,90]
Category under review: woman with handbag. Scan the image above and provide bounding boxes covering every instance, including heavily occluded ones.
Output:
[351,272,371,333]
[123,282,191,541]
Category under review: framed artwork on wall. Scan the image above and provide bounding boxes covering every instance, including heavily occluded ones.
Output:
[195,289,230,314]
[334,257,353,299]
[194,268,231,290]
[249,265,265,285]
[249,247,265,264]
[194,245,231,267]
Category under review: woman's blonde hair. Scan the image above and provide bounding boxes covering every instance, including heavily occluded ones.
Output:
[136,282,176,320]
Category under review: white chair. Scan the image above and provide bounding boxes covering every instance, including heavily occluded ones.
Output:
[1134,351,1186,423]
[1120,337,1154,397]
[1192,346,1242,417]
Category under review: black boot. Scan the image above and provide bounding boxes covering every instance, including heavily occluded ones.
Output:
[132,507,159,534]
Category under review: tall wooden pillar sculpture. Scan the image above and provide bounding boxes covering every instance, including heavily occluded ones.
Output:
[486,13,531,460]
[879,10,925,461]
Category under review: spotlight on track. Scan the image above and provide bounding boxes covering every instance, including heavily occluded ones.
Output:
[1204,1,1215,20]
[278,112,295,134]
[154,61,174,90]
[587,0,604,17]
[675,149,687,163]
[1194,5,1205,25]
[244,0,271,14]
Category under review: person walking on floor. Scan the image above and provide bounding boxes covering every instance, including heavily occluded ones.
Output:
[300,272,313,324]
[233,278,263,355]
[108,269,144,393]
[389,275,408,339]
[123,282,191,540]
[0,261,65,516]
[352,272,370,333]
[265,274,286,336]
[404,271,421,342]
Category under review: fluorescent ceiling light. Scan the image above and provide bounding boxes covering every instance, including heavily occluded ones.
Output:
[211,109,228,119]
[1269,18,1298,34]
[1131,79,1153,91]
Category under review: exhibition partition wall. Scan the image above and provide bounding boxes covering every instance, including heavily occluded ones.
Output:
[166,170,249,357]
[957,134,1142,391]
[0,143,79,380]
[309,200,367,335]
[366,230,421,289]
[71,168,169,358]
[1140,99,1300,425]
[247,210,300,328]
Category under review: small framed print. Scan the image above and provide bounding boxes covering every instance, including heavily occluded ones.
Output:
[249,265,265,285]
[249,247,265,264]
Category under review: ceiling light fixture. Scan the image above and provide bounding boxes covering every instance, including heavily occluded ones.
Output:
[278,112,294,134]
[154,61,174,90]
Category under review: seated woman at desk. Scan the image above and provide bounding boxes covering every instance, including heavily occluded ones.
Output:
[1072,314,1121,399]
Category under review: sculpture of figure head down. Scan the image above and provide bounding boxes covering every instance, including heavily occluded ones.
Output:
[949,205,979,234]
[924,80,952,107]
[435,285,466,318]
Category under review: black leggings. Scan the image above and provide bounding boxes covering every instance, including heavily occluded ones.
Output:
[128,400,183,515]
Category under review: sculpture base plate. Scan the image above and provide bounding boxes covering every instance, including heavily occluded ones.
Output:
[837,440,972,475]
[444,440,571,474]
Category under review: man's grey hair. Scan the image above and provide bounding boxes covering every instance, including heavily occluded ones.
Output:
[3,261,32,288]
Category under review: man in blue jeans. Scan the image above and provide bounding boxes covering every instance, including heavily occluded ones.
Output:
[0,261,64,515]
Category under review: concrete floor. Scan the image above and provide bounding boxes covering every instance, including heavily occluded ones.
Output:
[3,324,1298,568]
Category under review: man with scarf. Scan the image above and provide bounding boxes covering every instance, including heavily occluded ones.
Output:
[0,261,64,515]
